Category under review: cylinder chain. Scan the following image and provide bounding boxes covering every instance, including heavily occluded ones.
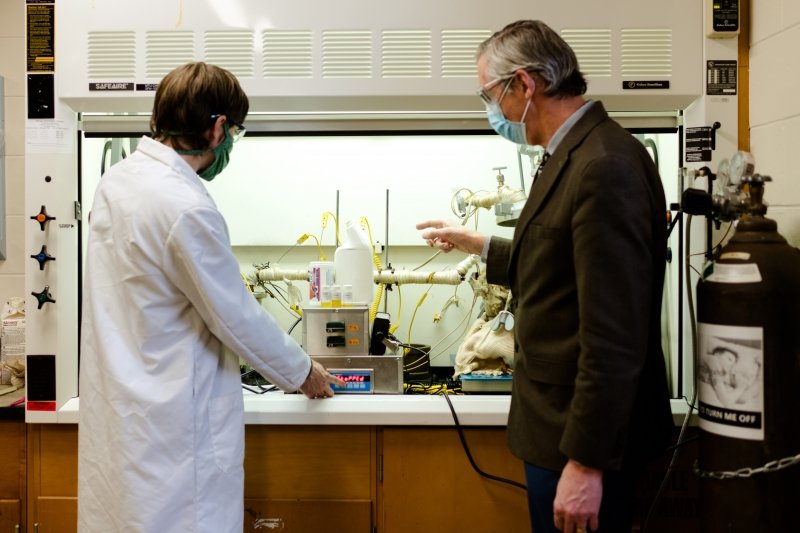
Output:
[693,452,800,480]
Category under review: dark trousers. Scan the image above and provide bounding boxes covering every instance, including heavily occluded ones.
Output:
[524,462,636,533]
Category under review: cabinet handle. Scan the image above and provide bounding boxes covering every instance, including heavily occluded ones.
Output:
[34,524,39,533]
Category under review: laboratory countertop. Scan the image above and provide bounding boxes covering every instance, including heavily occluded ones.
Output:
[33,394,694,426]
[46,392,512,426]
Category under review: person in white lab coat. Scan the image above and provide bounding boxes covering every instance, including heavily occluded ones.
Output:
[78,62,344,533]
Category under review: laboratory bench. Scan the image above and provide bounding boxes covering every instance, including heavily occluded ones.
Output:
[1,393,699,533]
[9,393,528,533]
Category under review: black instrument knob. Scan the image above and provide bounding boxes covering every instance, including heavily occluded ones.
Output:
[31,285,56,309]
[30,245,56,270]
[30,205,56,231]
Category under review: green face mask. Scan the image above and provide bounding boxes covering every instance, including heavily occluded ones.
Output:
[176,126,234,182]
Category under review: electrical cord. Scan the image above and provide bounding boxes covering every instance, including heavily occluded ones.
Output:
[406,288,431,347]
[404,382,459,395]
[257,281,301,319]
[394,341,433,386]
[690,221,733,257]
[240,366,277,393]
[661,435,699,454]
[412,249,442,271]
[441,388,527,491]
[359,216,387,325]
[643,214,699,533]
[265,280,291,304]
[390,284,402,334]
[241,383,278,394]
[438,286,461,317]
[287,316,302,335]
[428,293,479,360]
[321,211,342,246]
[240,272,254,292]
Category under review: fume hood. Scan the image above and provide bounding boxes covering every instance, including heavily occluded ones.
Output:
[25,0,715,420]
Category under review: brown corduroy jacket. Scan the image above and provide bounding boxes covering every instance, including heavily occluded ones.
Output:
[487,101,674,471]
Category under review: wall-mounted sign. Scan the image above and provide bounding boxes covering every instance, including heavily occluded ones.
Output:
[27,3,55,72]
[88,83,135,91]
[686,126,713,163]
[707,60,737,96]
[622,81,670,90]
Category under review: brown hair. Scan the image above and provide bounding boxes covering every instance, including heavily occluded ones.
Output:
[150,62,249,150]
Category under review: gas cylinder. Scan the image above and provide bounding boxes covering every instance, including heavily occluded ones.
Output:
[696,181,800,530]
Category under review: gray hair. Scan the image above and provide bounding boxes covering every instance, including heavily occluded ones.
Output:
[477,20,586,97]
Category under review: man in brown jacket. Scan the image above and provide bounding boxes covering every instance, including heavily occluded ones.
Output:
[418,20,673,533]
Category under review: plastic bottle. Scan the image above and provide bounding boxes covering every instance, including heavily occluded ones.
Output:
[334,220,374,306]
[342,284,353,307]
[330,285,342,308]
[320,285,332,308]
[308,261,334,306]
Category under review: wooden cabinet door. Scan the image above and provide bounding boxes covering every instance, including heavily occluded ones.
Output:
[245,426,376,500]
[0,418,25,532]
[380,427,529,533]
[245,426,377,531]
[35,497,77,533]
[0,499,20,533]
[28,425,78,533]
[244,499,371,532]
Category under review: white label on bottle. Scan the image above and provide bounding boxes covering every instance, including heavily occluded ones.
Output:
[308,262,334,305]
[706,263,762,283]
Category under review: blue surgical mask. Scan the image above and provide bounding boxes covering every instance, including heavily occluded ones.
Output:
[176,126,234,182]
[486,98,531,145]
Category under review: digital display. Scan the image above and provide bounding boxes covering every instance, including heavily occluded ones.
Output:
[338,373,366,382]
[330,369,373,394]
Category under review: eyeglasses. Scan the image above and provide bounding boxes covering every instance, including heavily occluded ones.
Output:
[477,76,514,105]
[210,114,247,142]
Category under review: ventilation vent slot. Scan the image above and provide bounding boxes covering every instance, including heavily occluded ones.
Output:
[263,30,313,79]
[441,29,490,78]
[381,30,432,78]
[204,31,254,78]
[561,29,612,77]
[87,32,136,78]
[322,30,372,78]
[621,29,672,76]
[145,31,195,79]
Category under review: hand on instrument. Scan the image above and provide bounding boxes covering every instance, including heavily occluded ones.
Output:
[553,459,602,533]
[299,360,345,399]
[416,219,486,255]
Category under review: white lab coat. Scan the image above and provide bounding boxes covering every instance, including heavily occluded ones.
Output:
[78,137,311,533]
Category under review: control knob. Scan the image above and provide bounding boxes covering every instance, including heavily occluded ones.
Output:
[30,245,55,270]
[30,205,56,231]
[31,285,56,309]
